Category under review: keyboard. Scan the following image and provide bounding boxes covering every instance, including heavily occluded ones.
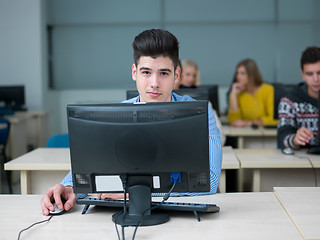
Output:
[77,197,220,215]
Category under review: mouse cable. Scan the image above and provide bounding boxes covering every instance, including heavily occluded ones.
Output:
[17,215,53,240]
[132,181,177,240]
[294,154,318,187]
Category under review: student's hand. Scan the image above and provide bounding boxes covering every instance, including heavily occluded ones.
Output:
[293,127,314,146]
[231,82,245,96]
[98,193,129,199]
[41,184,76,216]
[231,120,253,127]
[252,119,264,127]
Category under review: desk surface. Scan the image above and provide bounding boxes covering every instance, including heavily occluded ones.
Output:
[221,146,240,169]
[0,193,302,240]
[222,125,277,137]
[234,148,320,168]
[274,187,320,240]
[4,148,71,171]
[5,146,238,171]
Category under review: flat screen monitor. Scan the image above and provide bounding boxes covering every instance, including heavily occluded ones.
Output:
[273,83,296,120]
[126,88,209,102]
[67,101,210,225]
[197,85,220,116]
[0,85,26,111]
[126,86,219,113]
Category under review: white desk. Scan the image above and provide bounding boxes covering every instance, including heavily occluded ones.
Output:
[274,187,320,240]
[223,125,277,149]
[235,149,320,192]
[5,147,239,195]
[4,148,71,194]
[0,192,302,240]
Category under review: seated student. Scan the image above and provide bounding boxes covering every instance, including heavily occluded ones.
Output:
[179,59,200,88]
[177,58,226,145]
[228,58,278,127]
[41,29,223,216]
[277,46,320,150]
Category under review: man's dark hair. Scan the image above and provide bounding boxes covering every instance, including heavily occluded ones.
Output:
[300,46,320,70]
[132,29,179,69]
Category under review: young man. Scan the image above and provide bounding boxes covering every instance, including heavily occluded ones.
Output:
[41,29,222,216]
[277,46,320,150]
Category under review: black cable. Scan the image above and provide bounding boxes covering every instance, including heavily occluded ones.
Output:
[114,210,124,240]
[132,182,177,240]
[294,154,318,187]
[17,215,53,240]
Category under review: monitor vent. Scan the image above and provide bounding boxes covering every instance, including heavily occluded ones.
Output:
[69,106,206,123]
[74,173,90,187]
[69,110,134,123]
[137,107,206,122]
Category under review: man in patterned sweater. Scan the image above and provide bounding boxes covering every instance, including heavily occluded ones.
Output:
[277,46,320,150]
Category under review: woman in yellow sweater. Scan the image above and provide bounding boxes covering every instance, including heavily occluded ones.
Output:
[228,59,278,127]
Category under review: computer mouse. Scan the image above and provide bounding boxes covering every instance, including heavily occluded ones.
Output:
[282,147,294,155]
[49,202,66,215]
[251,124,258,129]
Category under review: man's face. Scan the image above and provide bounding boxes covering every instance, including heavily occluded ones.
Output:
[132,56,180,102]
[301,61,320,99]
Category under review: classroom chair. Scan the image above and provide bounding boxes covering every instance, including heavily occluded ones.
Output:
[46,133,69,148]
[0,117,13,193]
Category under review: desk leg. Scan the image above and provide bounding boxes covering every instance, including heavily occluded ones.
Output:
[238,137,244,149]
[20,170,30,194]
[219,170,226,193]
[253,169,261,192]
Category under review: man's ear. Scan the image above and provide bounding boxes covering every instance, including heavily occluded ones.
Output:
[301,70,306,83]
[175,66,181,83]
[132,64,137,81]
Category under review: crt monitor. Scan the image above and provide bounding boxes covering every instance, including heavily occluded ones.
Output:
[67,101,210,225]
[126,88,209,102]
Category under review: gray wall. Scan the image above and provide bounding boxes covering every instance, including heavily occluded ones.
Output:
[1,0,319,135]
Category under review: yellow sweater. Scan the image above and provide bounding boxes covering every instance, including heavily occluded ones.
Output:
[228,83,278,125]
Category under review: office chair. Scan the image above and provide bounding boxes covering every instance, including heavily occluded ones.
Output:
[46,133,69,148]
[0,117,13,193]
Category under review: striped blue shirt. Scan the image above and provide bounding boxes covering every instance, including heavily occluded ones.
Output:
[61,92,222,196]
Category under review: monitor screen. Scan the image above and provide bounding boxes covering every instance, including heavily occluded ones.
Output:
[0,85,25,110]
[67,101,210,225]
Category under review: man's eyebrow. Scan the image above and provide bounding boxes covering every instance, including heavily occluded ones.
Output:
[159,68,172,73]
[139,67,152,71]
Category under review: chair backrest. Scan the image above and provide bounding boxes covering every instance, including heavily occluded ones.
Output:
[0,118,10,146]
[46,133,69,148]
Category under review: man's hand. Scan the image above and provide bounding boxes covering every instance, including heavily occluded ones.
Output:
[98,193,129,199]
[41,184,76,216]
[293,127,314,146]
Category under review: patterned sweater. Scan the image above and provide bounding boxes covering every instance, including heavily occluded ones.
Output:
[277,82,319,149]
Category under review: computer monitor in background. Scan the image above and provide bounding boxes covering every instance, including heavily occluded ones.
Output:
[0,85,26,113]
[126,85,220,115]
[126,88,209,102]
[198,85,220,116]
[67,101,212,226]
[273,83,296,120]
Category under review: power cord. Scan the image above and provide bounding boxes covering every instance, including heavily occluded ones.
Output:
[294,154,318,187]
[17,215,53,240]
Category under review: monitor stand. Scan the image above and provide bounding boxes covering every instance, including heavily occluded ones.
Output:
[112,184,170,227]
